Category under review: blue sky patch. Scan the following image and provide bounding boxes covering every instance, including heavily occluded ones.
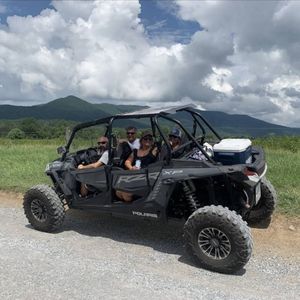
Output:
[0,0,51,22]
[0,0,200,44]
[139,0,200,44]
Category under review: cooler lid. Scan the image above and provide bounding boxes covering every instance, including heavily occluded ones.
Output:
[213,139,252,152]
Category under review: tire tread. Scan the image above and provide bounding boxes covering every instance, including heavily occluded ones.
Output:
[23,184,65,232]
[184,205,253,274]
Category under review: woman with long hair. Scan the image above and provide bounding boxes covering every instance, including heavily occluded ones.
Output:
[116,131,158,202]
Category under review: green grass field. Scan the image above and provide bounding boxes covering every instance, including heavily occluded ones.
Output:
[0,137,299,216]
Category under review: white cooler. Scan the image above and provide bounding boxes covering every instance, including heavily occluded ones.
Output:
[213,139,252,165]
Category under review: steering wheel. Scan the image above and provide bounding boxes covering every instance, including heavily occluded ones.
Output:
[171,140,194,158]
[74,147,100,166]
[197,135,205,146]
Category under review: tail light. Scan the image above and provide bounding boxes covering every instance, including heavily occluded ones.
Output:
[243,167,258,177]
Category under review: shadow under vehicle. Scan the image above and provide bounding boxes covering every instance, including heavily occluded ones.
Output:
[23,105,276,274]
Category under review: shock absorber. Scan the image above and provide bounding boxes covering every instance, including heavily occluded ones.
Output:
[182,181,200,213]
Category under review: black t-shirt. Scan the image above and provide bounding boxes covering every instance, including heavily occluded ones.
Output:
[133,148,157,168]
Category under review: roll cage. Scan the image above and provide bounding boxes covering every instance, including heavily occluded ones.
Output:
[61,105,222,165]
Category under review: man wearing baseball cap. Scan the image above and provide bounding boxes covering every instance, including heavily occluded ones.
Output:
[159,127,183,160]
[168,128,182,157]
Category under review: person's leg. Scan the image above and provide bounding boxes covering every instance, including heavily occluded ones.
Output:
[122,192,133,202]
[115,190,123,200]
[80,184,88,197]
[116,190,132,202]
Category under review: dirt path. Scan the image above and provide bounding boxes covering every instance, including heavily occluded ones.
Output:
[0,190,299,299]
[0,190,23,208]
[0,190,299,260]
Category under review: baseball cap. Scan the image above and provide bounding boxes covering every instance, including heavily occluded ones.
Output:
[140,130,153,140]
[169,128,182,139]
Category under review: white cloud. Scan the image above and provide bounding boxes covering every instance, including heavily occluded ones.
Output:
[0,0,299,127]
[51,0,96,21]
[203,67,233,95]
[174,0,300,126]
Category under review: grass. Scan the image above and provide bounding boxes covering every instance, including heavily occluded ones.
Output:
[254,137,300,216]
[0,139,62,192]
[0,137,299,216]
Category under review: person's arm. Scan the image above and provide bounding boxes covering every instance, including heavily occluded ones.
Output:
[78,151,108,170]
[124,153,134,170]
[78,161,103,170]
[151,146,158,157]
[124,153,139,170]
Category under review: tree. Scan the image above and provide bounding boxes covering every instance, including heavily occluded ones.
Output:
[7,128,25,139]
[20,118,41,138]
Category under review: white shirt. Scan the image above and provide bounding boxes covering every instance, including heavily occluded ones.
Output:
[128,138,140,150]
[98,150,109,165]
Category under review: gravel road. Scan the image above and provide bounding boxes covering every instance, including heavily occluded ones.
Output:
[0,193,299,300]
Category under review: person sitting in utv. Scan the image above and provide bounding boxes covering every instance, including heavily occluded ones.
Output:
[168,128,182,157]
[118,126,140,167]
[77,136,109,170]
[116,131,158,202]
[125,131,158,170]
[160,127,183,160]
[126,126,140,150]
[78,136,108,196]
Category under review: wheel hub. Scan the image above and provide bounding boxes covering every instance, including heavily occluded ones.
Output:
[198,227,231,260]
[31,199,47,222]
[210,238,220,248]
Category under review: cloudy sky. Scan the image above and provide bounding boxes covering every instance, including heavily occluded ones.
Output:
[0,0,300,127]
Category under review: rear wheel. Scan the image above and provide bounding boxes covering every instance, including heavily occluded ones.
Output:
[247,177,277,225]
[23,184,65,232]
[184,205,253,274]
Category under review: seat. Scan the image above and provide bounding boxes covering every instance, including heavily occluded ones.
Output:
[115,141,132,168]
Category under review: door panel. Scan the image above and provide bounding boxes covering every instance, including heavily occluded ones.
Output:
[73,167,108,192]
[112,162,163,197]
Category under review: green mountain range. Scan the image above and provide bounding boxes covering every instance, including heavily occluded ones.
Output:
[0,96,144,122]
[0,95,299,137]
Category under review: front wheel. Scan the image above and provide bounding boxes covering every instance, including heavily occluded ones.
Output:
[183,205,253,274]
[23,184,65,232]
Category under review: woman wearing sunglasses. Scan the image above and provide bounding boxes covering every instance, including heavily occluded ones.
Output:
[125,131,158,170]
[116,131,158,202]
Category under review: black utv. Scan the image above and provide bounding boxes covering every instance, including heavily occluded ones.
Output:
[23,105,276,274]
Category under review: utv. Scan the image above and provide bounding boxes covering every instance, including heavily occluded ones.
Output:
[23,105,276,274]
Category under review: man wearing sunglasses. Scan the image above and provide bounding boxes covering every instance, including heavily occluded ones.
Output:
[126,126,140,150]
[118,126,140,167]
[78,136,109,170]
[77,136,109,196]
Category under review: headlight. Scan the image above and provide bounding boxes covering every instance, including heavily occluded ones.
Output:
[45,163,51,172]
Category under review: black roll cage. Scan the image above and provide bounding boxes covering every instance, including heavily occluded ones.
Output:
[62,108,222,165]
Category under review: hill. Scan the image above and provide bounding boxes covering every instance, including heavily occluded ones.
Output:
[196,111,300,137]
[0,95,299,137]
[0,96,144,122]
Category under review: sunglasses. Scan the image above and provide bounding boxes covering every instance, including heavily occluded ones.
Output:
[127,131,136,135]
[142,137,153,141]
[169,135,178,139]
[97,141,107,145]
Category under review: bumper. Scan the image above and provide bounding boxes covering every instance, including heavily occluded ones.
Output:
[248,146,266,176]
[247,164,267,205]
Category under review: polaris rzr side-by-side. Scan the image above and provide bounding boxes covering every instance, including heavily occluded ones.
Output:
[23,105,276,274]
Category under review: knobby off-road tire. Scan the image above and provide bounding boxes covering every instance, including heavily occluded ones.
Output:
[183,205,253,274]
[247,177,277,225]
[23,184,65,232]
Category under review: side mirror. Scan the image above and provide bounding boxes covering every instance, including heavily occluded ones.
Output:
[57,146,67,155]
